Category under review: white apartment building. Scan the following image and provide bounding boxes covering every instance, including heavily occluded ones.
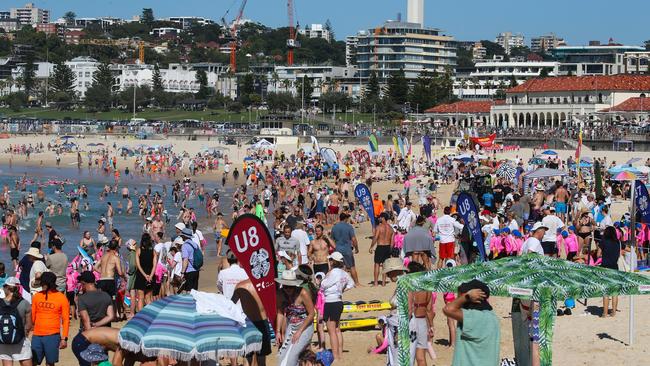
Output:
[267,65,356,100]
[10,58,236,99]
[472,42,487,61]
[298,24,331,42]
[495,32,525,55]
[345,36,358,67]
[150,27,181,38]
[72,17,123,29]
[163,16,213,30]
[11,56,99,98]
[10,3,49,25]
[454,60,559,100]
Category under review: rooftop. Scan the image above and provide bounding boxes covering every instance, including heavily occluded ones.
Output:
[424,100,496,114]
[507,75,650,93]
[601,97,650,112]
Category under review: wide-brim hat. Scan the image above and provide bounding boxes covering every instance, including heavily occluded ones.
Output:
[275,270,303,287]
[382,257,407,274]
[180,228,193,238]
[26,247,43,259]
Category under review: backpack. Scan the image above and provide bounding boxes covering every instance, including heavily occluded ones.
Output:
[0,300,25,345]
[189,241,203,271]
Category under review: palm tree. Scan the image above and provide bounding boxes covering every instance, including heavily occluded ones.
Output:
[282,79,291,93]
[271,71,280,92]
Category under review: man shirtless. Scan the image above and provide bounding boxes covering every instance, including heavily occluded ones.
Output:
[553,181,570,222]
[532,184,546,221]
[36,186,46,202]
[151,215,165,236]
[369,213,394,286]
[94,240,124,299]
[126,197,133,215]
[232,280,272,366]
[106,202,114,230]
[32,211,44,243]
[308,225,331,275]
[73,327,157,366]
[8,226,20,270]
[70,197,80,227]
[213,213,227,256]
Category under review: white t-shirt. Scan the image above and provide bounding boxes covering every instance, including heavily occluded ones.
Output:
[217,264,249,300]
[291,229,310,264]
[154,241,172,265]
[171,252,183,276]
[192,230,205,248]
[434,215,464,243]
[521,237,544,255]
[397,208,416,230]
[541,215,564,242]
[29,260,49,294]
[320,267,354,303]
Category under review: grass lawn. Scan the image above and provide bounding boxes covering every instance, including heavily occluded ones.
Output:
[0,108,260,122]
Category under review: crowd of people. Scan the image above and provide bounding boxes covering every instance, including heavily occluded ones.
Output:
[0,137,646,366]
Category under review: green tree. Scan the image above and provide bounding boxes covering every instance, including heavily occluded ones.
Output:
[118,85,152,113]
[266,92,296,112]
[364,71,381,99]
[296,75,314,101]
[195,69,211,99]
[150,64,171,107]
[50,61,77,108]
[84,63,113,111]
[509,74,518,88]
[480,40,508,60]
[386,68,408,106]
[324,19,335,42]
[238,73,255,96]
[319,91,351,113]
[63,11,76,27]
[408,71,436,111]
[19,53,36,98]
[141,8,155,26]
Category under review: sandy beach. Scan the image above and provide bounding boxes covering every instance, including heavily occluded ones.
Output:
[3,133,650,365]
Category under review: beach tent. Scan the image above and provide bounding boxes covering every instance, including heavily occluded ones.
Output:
[251,139,275,150]
[395,254,650,366]
[540,149,557,155]
[523,168,568,179]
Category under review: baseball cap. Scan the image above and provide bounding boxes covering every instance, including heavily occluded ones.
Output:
[328,252,344,262]
[531,222,549,232]
[277,250,291,261]
[3,277,20,287]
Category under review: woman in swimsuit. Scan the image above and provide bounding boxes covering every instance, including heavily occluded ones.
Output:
[408,262,434,366]
[575,209,595,257]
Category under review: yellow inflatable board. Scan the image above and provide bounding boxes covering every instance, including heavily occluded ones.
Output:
[343,302,391,313]
[221,229,230,237]
[314,317,379,331]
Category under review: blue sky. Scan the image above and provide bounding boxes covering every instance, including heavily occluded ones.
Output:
[4,0,646,45]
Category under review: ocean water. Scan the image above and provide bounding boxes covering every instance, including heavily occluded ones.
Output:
[0,166,234,265]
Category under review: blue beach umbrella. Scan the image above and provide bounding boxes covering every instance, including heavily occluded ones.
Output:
[118,294,262,361]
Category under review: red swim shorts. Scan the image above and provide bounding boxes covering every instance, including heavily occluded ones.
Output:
[439,242,455,259]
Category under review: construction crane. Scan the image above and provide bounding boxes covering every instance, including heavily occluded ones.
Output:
[78,38,153,64]
[221,0,248,73]
[286,0,300,66]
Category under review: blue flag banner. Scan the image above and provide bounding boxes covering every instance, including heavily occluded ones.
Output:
[456,192,486,261]
[422,135,432,161]
[354,184,376,227]
[635,180,650,223]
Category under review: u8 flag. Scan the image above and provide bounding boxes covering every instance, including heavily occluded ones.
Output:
[354,184,376,227]
[456,192,486,261]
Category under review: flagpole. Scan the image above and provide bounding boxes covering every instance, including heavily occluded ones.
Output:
[629,179,636,346]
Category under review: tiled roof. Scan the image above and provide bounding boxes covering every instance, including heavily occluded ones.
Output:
[600,97,650,112]
[424,101,494,114]
[507,75,650,93]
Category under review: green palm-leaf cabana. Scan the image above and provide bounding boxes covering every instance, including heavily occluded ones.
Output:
[396,254,650,366]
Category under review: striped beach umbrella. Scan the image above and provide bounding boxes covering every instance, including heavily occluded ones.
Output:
[118,294,262,361]
[496,163,516,180]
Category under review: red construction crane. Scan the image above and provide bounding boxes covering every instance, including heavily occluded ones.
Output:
[286,0,300,65]
[221,0,248,73]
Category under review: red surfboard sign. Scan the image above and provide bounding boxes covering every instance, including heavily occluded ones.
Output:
[225,214,277,330]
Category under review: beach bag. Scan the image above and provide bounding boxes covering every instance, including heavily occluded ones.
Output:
[0,300,25,345]
[191,242,204,270]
